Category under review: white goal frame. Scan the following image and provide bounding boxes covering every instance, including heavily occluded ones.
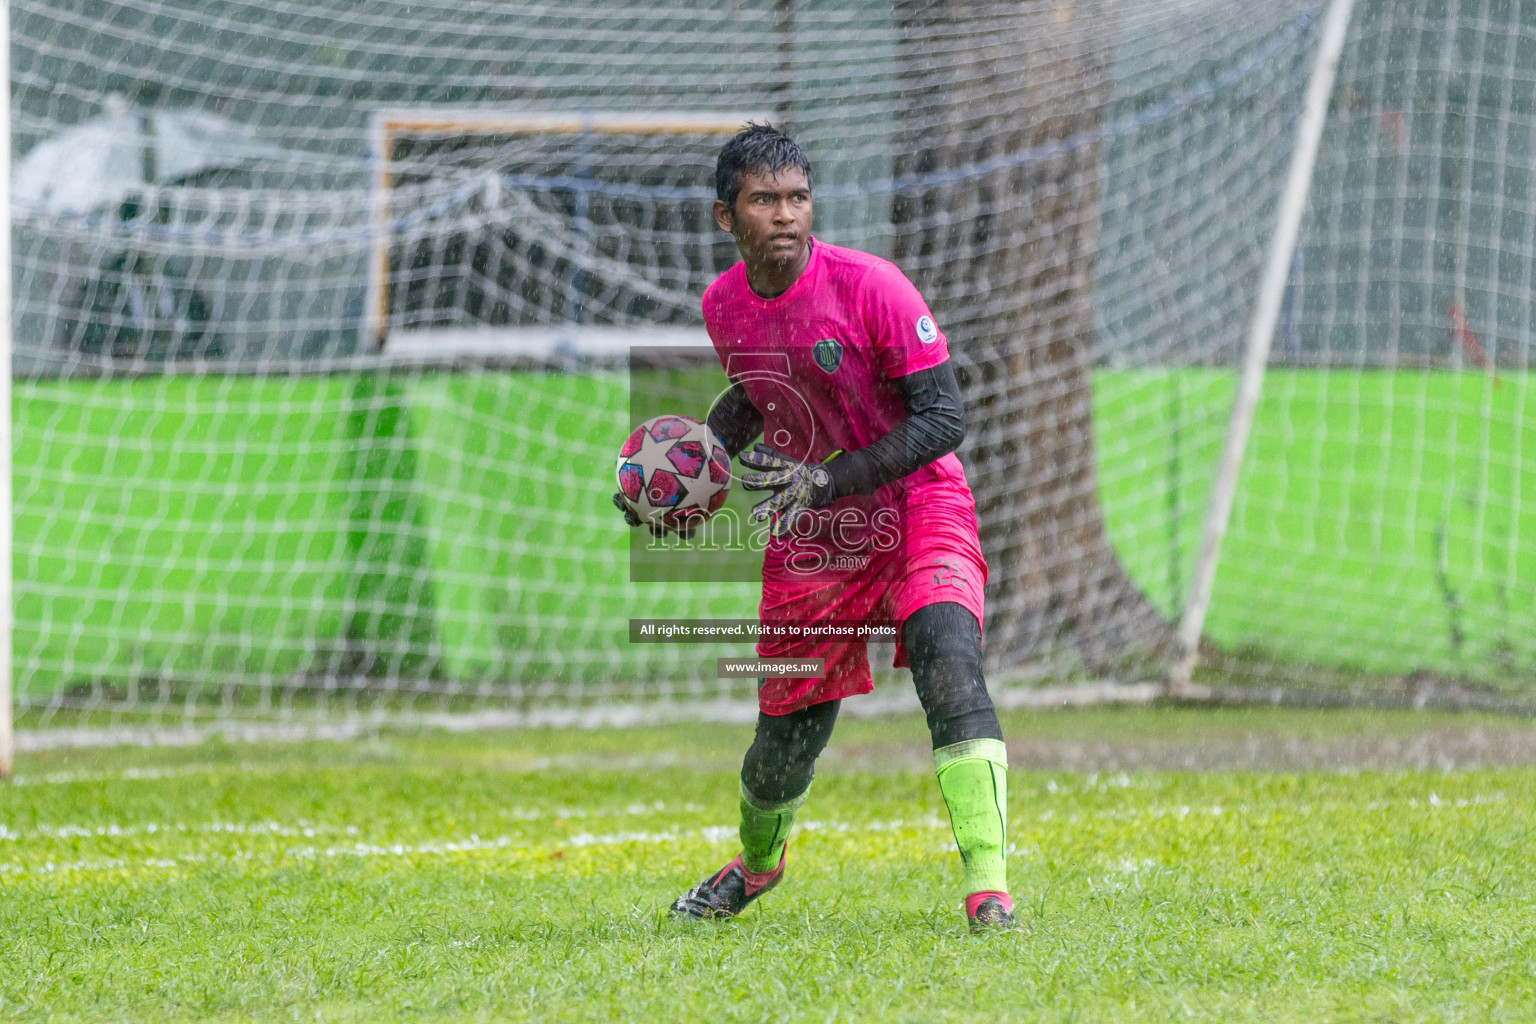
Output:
[1,0,13,780]
[1168,0,1358,696]
[363,109,760,348]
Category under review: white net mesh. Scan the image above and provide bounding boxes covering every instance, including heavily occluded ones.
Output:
[11,0,1534,740]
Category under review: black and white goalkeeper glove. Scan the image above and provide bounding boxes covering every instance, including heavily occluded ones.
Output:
[737,444,840,539]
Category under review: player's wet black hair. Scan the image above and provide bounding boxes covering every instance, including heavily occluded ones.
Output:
[715,122,813,210]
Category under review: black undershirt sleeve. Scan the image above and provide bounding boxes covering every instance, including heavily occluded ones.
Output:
[705,359,965,497]
[705,379,765,458]
[824,358,966,499]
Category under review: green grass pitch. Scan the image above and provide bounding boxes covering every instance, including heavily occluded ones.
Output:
[4,707,1536,1022]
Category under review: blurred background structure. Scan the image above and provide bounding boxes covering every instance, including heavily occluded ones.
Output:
[7,0,1536,742]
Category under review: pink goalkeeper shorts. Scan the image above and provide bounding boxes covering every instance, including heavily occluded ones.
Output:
[753,490,987,715]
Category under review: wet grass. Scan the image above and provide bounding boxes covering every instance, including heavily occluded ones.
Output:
[3,707,1535,1022]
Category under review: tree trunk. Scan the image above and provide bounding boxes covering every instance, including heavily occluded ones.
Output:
[893,0,1176,674]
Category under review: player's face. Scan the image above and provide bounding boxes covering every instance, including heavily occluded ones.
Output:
[713,167,813,270]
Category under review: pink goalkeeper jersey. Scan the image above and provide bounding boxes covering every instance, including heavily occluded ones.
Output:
[701,238,974,511]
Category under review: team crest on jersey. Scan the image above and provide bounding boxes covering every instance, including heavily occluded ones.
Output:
[812,338,843,373]
[915,316,939,345]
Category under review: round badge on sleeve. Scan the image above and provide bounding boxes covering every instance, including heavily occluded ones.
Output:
[915,315,938,345]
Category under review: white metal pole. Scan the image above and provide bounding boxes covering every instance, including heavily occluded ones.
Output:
[364,113,389,350]
[0,0,13,778]
[1168,0,1357,697]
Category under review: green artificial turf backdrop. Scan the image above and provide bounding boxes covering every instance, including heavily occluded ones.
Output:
[11,368,1535,695]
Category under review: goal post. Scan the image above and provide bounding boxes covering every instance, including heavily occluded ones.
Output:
[1168,0,1358,697]
[364,111,759,350]
[1,0,12,778]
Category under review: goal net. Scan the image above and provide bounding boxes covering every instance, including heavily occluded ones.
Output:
[10,0,1535,744]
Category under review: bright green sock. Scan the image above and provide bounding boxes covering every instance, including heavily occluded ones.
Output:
[738,780,808,873]
[933,738,1009,895]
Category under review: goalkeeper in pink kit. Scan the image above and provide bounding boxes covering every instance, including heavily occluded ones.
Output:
[614,124,1012,931]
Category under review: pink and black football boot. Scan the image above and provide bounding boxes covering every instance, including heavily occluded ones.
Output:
[966,891,1017,933]
[668,849,785,919]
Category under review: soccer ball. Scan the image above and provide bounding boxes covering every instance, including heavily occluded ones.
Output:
[615,414,731,532]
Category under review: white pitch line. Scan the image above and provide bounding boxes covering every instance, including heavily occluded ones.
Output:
[4,785,1502,847]
[0,817,950,880]
[0,820,363,842]
[0,802,706,843]
[1027,791,1507,826]
[3,752,710,786]
[6,792,1504,880]
[4,761,282,787]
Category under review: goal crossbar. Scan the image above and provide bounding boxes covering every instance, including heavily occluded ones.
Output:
[365,110,760,347]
